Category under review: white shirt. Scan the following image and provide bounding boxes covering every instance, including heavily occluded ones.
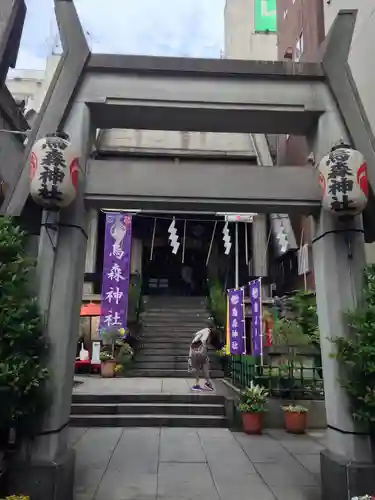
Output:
[192,327,210,346]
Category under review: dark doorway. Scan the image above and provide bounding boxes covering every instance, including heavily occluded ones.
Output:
[140,216,210,296]
[142,243,208,296]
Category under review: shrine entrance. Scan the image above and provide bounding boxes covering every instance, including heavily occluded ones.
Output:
[5,3,375,499]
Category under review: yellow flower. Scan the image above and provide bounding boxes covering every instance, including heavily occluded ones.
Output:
[3,496,30,500]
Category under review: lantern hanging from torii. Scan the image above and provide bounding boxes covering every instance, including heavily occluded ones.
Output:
[29,132,79,210]
[318,142,368,217]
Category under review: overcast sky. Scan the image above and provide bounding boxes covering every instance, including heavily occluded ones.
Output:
[16,0,225,70]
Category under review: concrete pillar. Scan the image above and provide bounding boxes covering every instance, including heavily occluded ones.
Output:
[313,212,370,458]
[252,213,268,280]
[131,237,143,275]
[9,103,93,500]
[309,85,375,498]
[83,208,98,295]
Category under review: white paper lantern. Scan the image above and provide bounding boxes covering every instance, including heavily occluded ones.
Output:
[29,133,79,210]
[318,143,368,217]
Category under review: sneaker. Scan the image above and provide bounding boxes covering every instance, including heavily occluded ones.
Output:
[204,382,214,392]
[191,385,202,391]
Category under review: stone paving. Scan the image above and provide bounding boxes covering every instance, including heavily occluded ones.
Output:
[71,376,325,499]
[70,426,325,500]
[73,376,233,396]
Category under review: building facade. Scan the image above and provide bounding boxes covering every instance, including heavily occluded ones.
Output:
[276,0,325,290]
[224,0,277,60]
[225,0,302,294]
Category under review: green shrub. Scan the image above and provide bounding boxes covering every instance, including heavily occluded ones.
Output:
[207,279,226,328]
[286,291,320,347]
[333,265,375,425]
[0,217,48,438]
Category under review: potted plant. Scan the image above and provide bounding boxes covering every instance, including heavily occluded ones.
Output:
[99,351,116,378]
[237,385,268,434]
[114,343,134,376]
[281,404,308,434]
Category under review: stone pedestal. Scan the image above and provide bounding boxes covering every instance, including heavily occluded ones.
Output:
[8,448,75,500]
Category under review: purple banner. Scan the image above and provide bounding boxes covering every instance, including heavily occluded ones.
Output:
[249,279,262,356]
[228,288,246,355]
[99,212,132,334]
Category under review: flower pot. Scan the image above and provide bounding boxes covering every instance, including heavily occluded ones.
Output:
[241,412,263,435]
[283,411,307,434]
[101,360,116,378]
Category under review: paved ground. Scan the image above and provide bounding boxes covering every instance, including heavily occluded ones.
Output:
[70,426,325,500]
[73,376,234,397]
[72,376,324,499]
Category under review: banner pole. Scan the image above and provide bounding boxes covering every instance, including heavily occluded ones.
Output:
[259,277,264,366]
[225,293,230,355]
[182,220,187,264]
[206,220,217,267]
[150,218,157,261]
[235,222,239,289]
[242,286,246,355]
[245,222,249,267]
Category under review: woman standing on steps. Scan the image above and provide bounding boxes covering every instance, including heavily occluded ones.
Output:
[188,327,219,392]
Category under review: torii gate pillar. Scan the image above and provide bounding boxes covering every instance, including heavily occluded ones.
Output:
[310,11,375,499]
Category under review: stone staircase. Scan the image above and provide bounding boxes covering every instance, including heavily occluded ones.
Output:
[70,393,227,427]
[130,296,223,378]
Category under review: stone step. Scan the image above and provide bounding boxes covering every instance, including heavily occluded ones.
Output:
[140,336,193,343]
[135,354,220,363]
[141,331,205,338]
[138,343,218,350]
[133,361,189,370]
[142,309,208,315]
[132,359,221,371]
[144,296,206,304]
[138,343,191,350]
[129,369,224,378]
[144,306,207,312]
[141,324,205,337]
[140,337,191,348]
[142,316,209,323]
[71,402,225,416]
[143,310,208,316]
[69,414,226,428]
[137,349,191,356]
[72,393,224,404]
[142,322,207,328]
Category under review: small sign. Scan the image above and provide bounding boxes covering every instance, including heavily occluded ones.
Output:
[225,214,257,223]
[91,342,101,363]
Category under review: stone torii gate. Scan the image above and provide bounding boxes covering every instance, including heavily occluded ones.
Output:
[4,2,375,499]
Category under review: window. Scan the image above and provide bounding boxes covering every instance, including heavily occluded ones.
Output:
[294,31,304,61]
